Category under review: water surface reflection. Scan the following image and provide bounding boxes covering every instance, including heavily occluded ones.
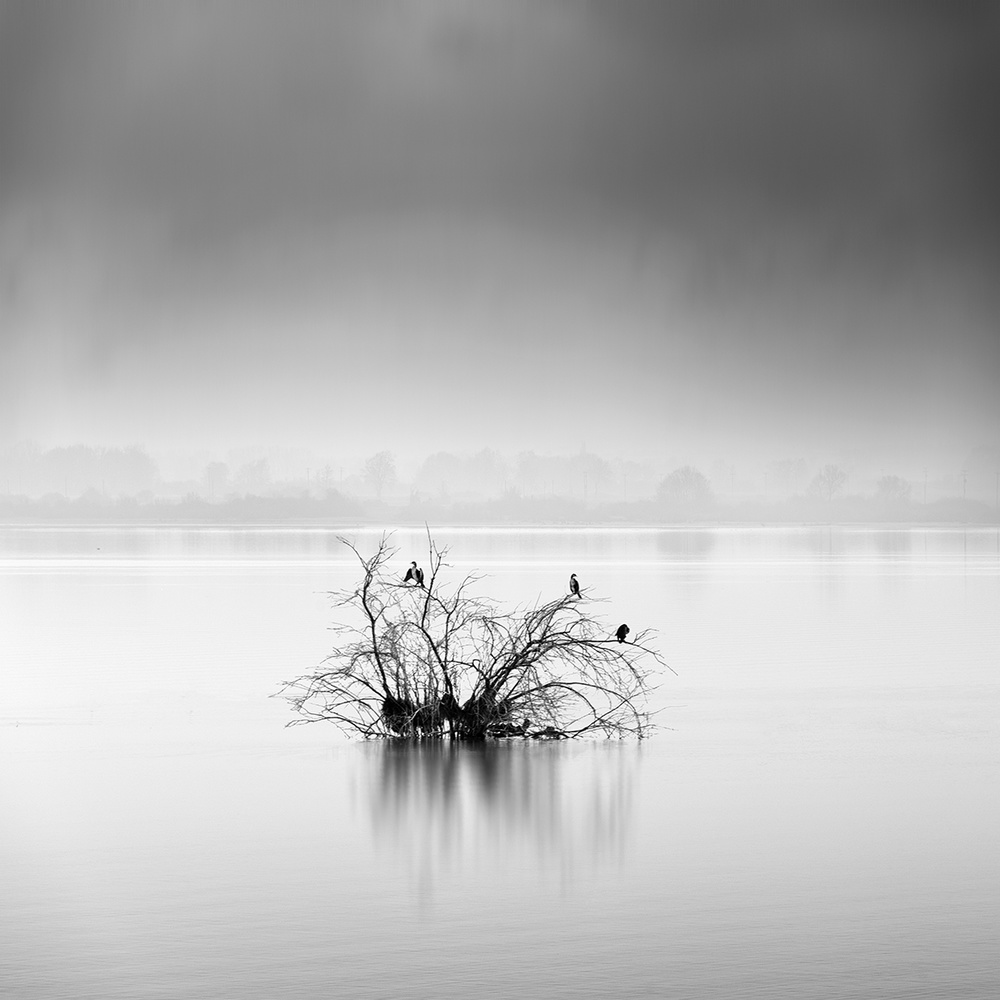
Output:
[358,740,639,891]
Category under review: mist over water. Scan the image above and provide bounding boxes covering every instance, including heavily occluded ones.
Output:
[2,526,999,997]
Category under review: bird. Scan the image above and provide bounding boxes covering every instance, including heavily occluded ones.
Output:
[569,573,581,598]
[616,623,630,644]
[403,561,423,587]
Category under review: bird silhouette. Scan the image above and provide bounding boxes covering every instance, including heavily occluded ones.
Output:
[569,573,581,598]
[615,623,630,643]
[404,561,425,587]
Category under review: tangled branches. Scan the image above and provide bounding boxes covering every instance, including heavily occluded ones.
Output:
[278,533,670,739]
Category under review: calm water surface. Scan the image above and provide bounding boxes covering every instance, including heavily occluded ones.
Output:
[2,525,999,999]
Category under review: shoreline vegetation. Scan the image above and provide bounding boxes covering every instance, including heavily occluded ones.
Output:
[0,491,996,526]
[2,446,997,525]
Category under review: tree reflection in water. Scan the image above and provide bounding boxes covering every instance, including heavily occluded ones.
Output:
[358,740,640,891]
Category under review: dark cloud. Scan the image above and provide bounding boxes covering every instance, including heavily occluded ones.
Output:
[6,2,997,237]
[1,0,997,464]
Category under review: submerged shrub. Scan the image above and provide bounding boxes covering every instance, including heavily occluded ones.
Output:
[278,533,669,739]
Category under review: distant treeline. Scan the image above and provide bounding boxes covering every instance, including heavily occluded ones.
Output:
[0,488,995,525]
[1,443,997,524]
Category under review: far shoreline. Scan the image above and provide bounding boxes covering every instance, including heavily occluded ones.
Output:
[2,518,997,530]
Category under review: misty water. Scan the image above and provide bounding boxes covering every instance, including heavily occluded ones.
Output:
[2,525,998,999]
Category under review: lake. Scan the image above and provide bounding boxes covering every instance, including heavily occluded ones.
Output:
[2,525,998,999]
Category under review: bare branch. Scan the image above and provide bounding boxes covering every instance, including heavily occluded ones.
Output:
[276,532,669,740]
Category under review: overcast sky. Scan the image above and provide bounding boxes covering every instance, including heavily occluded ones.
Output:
[1,0,997,470]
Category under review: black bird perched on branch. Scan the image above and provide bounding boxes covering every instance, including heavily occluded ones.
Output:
[569,573,581,598]
[403,561,425,588]
[616,623,630,644]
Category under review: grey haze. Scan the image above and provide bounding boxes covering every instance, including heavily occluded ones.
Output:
[1,1,997,471]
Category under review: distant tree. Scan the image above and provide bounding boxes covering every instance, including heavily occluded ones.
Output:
[234,458,270,494]
[656,466,712,505]
[364,451,396,499]
[75,487,111,508]
[874,474,912,505]
[415,449,509,499]
[809,464,848,501]
[415,451,463,498]
[102,445,159,494]
[469,448,509,497]
[572,452,613,501]
[3,443,158,497]
[201,461,229,499]
[515,451,545,495]
[513,451,606,499]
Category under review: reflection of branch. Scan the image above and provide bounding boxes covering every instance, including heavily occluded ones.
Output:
[362,741,640,885]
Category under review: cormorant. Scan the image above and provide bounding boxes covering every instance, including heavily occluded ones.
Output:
[404,561,425,587]
[616,623,630,644]
[569,573,581,598]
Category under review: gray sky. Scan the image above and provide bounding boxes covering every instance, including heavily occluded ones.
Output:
[2,0,997,469]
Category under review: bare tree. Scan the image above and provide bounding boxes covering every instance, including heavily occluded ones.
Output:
[278,533,669,739]
[809,464,848,501]
[363,451,396,499]
[874,474,912,505]
[201,461,228,500]
[234,458,270,495]
[656,465,712,505]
